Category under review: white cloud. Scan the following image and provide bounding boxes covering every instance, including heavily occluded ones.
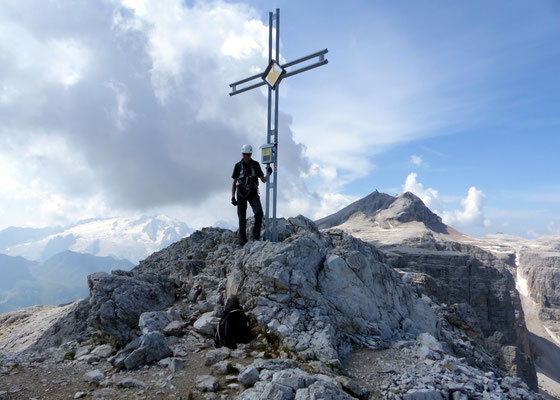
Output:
[402,173,443,214]
[402,173,490,228]
[0,0,338,229]
[443,187,491,228]
[410,155,424,166]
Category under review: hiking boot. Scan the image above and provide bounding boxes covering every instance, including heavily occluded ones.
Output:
[239,238,248,246]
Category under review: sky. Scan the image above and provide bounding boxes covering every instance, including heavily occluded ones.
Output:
[0,0,559,238]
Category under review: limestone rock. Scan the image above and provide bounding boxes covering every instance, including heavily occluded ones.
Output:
[110,331,172,369]
[403,389,443,400]
[138,309,182,335]
[294,380,354,400]
[83,369,104,385]
[239,366,260,387]
[168,357,184,372]
[90,344,114,359]
[87,271,175,346]
[196,375,219,392]
[194,312,219,336]
[205,347,230,365]
[164,320,187,336]
[117,377,148,388]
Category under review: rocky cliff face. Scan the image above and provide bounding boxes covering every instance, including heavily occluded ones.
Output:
[0,215,545,399]
[316,191,538,391]
[385,236,536,390]
[518,240,560,345]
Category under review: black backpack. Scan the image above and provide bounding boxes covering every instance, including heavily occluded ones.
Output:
[215,305,252,349]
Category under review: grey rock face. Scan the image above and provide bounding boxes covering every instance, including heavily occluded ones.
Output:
[315,190,539,390]
[228,222,437,363]
[382,237,537,389]
[87,271,175,346]
[28,299,91,352]
[518,248,560,339]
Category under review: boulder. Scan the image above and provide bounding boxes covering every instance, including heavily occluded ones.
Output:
[138,309,182,334]
[193,312,219,336]
[110,331,172,370]
[205,347,231,365]
[87,272,175,347]
[83,369,104,385]
[117,378,148,388]
[196,375,219,392]
[294,380,354,400]
[90,344,114,359]
[164,320,187,336]
[239,366,260,387]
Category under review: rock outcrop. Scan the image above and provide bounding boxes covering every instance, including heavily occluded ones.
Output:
[317,190,538,390]
[518,243,560,344]
[136,216,437,364]
[0,212,548,399]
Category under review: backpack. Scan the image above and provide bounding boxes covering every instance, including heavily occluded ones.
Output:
[214,306,252,349]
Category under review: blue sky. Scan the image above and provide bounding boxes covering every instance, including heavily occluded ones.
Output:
[0,0,558,237]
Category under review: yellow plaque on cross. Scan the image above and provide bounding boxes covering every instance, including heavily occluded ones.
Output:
[262,61,286,89]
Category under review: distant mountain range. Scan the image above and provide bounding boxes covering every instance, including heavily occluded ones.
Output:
[0,215,193,264]
[0,250,133,314]
[0,215,192,313]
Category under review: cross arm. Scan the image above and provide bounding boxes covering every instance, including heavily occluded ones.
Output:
[229,49,328,96]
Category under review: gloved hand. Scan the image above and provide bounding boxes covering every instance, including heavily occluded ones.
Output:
[231,196,238,206]
[267,166,273,175]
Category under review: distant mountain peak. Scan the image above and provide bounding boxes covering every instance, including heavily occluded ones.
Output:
[315,190,448,234]
[377,192,447,233]
[315,190,395,229]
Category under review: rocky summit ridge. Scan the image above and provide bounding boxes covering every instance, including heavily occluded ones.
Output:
[0,213,548,399]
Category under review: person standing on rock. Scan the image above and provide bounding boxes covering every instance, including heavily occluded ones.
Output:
[231,144,270,245]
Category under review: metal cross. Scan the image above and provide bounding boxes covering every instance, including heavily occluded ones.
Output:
[229,8,328,242]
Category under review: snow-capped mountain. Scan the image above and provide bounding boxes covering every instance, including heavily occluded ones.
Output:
[1,216,193,264]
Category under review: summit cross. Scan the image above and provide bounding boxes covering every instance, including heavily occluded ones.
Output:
[229,8,328,242]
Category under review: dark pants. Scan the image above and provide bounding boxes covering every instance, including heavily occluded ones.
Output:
[237,191,263,242]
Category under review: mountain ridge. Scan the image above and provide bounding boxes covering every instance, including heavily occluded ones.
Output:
[1,215,193,264]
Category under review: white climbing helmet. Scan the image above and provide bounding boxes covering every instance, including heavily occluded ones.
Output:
[241,144,253,154]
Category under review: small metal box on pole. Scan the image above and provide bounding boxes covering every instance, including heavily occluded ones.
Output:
[260,143,275,165]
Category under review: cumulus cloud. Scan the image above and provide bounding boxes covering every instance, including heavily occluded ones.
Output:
[0,0,318,227]
[402,173,490,228]
[443,187,491,228]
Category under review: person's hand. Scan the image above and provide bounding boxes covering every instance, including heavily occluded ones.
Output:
[231,196,238,206]
[267,166,273,175]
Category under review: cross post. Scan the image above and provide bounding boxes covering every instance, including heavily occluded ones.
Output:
[229,8,328,242]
